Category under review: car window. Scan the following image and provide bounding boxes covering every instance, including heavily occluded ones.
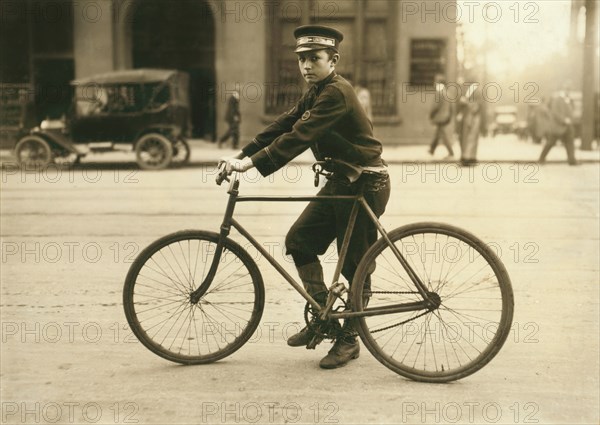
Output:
[145,83,170,110]
[107,85,141,113]
[76,86,108,116]
[76,84,144,115]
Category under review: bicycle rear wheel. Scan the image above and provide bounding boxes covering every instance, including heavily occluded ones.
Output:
[123,230,265,364]
[352,222,514,382]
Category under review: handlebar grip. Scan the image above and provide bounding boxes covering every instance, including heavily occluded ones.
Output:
[215,164,230,186]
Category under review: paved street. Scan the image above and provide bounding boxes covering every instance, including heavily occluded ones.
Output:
[1,153,599,424]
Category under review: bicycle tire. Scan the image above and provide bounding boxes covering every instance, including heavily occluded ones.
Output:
[352,222,514,382]
[123,230,265,364]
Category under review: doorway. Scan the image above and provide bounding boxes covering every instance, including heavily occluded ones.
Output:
[131,0,216,139]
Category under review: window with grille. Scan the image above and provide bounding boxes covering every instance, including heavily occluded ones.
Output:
[409,39,447,87]
[266,0,397,117]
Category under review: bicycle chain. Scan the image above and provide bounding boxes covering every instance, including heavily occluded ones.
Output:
[368,290,420,295]
[368,311,431,334]
[362,290,430,334]
[305,290,429,338]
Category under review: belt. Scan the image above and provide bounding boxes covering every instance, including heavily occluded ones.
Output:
[328,168,389,192]
[324,160,387,182]
[357,170,389,192]
[362,165,388,175]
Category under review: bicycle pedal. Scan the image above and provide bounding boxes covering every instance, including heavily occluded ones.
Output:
[305,334,324,350]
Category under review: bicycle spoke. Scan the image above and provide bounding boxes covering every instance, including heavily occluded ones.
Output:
[168,244,193,291]
[379,250,415,290]
[168,305,194,351]
[124,232,264,363]
[202,300,253,325]
[354,225,513,381]
[149,257,189,295]
[135,281,185,298]
[135,298,186,316]
[139,265,189,296]
[439,305,501,331]
[158,250,190,294]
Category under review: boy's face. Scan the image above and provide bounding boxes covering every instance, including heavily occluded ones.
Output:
[297,50,337,85]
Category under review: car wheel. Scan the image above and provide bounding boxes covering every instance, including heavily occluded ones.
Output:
[171,138,191,167]
[14,135,53,168]
[135,133,173,170]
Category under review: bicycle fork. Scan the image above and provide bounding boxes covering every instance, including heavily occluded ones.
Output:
[190,178,240,304]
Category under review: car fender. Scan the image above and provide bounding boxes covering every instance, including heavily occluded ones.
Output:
[30,129,80,154]
[133,126,179,147]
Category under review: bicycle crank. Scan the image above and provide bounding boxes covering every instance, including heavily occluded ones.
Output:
[303,302,344,349]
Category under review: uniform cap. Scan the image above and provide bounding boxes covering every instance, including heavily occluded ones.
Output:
[293,25,344,53]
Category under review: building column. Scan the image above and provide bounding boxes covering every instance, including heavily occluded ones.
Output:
[581,0,599,150]
[211,0,266,142]
[73,0,115,78]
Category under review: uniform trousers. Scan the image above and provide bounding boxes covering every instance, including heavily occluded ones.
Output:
[285,173,391,287]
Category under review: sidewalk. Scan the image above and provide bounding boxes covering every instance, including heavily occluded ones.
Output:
[1,134,598,166]
[190,134,600,165]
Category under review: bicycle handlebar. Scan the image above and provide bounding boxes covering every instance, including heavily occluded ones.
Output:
[215,163,231,186]
[215,158,364,188]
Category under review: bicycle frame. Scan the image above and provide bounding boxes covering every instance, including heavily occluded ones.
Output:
[189,172,438,321]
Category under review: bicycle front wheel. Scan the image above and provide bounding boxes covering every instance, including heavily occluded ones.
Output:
[123,230,265,364]
[352,222,514,382]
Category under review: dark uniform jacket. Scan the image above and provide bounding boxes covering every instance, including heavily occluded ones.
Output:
[242,72,385,177]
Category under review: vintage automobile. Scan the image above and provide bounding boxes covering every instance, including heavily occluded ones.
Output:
[490,105,518,137]
[14,69,191,170]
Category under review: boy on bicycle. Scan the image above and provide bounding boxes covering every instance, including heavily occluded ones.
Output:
[219,25,390,369]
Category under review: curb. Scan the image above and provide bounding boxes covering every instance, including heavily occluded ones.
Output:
[2,143,599,167]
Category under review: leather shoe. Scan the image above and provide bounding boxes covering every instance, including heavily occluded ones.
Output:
[287,326,316,347]
[288,318,340,348]
[319,337,360,369]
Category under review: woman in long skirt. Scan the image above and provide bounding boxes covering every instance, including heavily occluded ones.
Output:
[458,83,481,166]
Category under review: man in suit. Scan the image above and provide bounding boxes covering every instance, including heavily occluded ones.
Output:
[539,82,578,165]
[218,91,241,149]
[428,74,454,158]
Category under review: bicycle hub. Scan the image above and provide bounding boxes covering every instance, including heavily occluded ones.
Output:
[425,291,441,311]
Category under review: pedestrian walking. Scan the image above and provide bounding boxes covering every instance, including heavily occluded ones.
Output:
[218,90,241,149]
[218,25,390,369]
[527,98,552,145]
[458,83,481,166]
[538,85,578,165]
[428,74,454,158]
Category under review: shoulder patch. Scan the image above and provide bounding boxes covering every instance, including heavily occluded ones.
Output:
[301,111,311,121]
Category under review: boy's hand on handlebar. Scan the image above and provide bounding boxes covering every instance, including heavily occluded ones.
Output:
[216,153,253,185]
[218,157,254,174]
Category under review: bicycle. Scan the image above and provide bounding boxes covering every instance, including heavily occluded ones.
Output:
[123,160,514,383]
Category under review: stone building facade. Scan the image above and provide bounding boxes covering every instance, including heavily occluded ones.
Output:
[1,0,458,146]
